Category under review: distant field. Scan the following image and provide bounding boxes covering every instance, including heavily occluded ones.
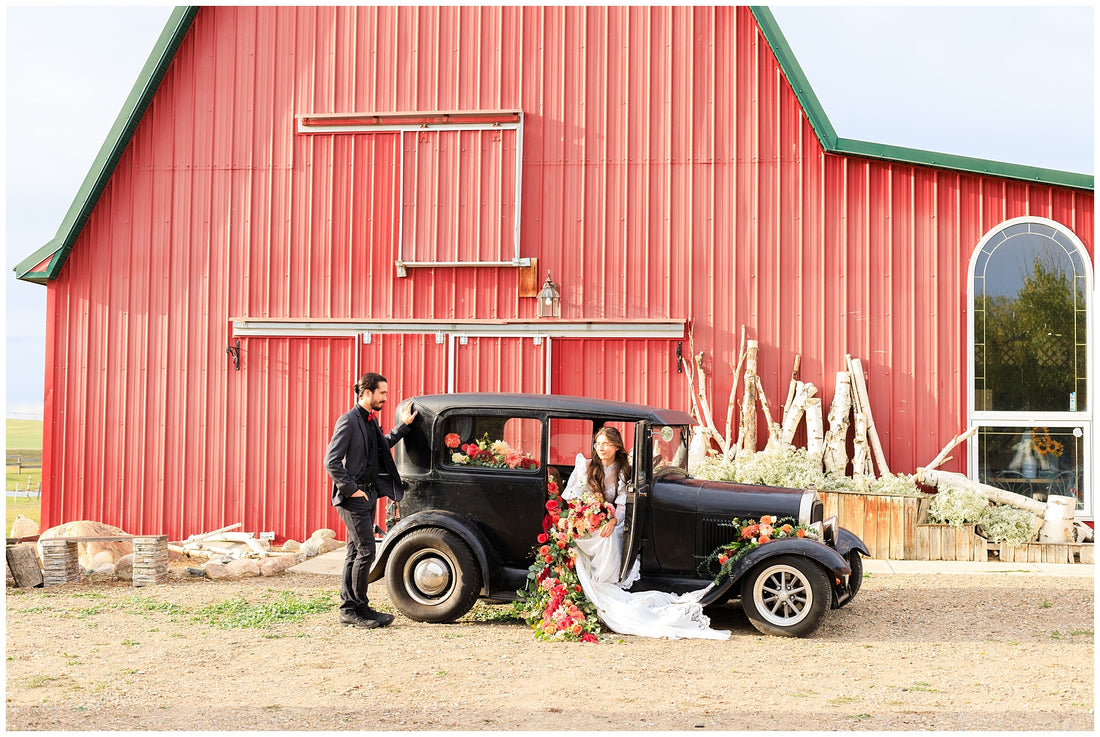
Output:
[7,419,42,453]
[6,420,43,528]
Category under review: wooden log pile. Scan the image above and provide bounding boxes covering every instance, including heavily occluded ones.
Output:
[682,325,891,480]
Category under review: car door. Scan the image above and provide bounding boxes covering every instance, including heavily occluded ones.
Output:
[619,421,649,580]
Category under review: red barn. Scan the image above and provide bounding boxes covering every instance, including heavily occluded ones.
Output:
[17,6,1094,541]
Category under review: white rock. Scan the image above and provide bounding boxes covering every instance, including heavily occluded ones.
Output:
[225,558,261,577]
[310,528,337,540]
[281,539,300,552]
[115,554,134,580]
[9,514,40,539]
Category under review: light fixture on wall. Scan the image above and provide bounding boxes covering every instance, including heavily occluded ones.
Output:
[536,271,561,318]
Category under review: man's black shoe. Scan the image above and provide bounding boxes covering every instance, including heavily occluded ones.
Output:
[360,607,395,627]
[339,612,380,629]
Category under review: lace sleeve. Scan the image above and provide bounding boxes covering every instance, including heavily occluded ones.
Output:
[562,453,589,501]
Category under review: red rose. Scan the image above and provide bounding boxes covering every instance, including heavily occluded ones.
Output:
[544,554,553,564]
[444,433,461,449]
[581,633,599,643]
[537,533,548,544]
[718,554,728,565]
[547,481,559,495]
[539,545,550,555]
[546,499,559,511]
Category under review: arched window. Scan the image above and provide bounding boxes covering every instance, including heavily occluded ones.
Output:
[968,217,1092,514]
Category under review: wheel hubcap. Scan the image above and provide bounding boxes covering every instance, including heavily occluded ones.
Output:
[403,551,456,605]
[754,565,812,626]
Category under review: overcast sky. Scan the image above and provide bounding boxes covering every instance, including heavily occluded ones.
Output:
[3,4,1096,418]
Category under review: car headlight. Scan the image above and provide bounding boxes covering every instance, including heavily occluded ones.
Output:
[808,516,838,545]
[799,491,821,526]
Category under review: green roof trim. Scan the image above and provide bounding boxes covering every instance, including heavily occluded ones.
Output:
[15,6,1092,285]
[750,6,1093,192]
[14,6,199,284]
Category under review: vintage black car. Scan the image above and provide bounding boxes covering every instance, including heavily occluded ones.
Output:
[370,392,868,637]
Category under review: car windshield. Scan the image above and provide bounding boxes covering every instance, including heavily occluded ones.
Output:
[650,425,690,475]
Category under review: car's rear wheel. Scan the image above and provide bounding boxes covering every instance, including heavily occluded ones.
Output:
[385,527,481,623]
[741,555,830,637]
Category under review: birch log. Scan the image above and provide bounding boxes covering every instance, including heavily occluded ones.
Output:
[851,403,871,477]
[694,352,728,456]
[782,354,802,419]
[924,426,979,471]
[723,326,747,455]
[848,356,890,475]
[779,382,817,447]
[823,371,853,475]
[805,397,824,459]
[739,340,759,452]
[183,522,243,544]
[754,375,782,449]
[916,468,1047,517]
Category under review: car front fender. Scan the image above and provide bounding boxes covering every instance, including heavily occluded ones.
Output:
[835,527,870,559]
[700,538,851,605]
[368,511,497,595]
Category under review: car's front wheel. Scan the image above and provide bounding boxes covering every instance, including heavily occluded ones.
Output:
[385,527,481,623]
[741,555,830,637]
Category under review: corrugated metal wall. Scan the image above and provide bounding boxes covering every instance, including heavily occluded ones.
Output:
[41,6,1093,540]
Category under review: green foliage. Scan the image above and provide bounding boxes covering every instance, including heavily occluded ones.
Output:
[193,591,335,629]
[979,255,1081,411]
[927,486,989,526]
[978,505,1042,545]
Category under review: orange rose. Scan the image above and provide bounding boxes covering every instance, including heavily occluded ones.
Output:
[572,624,583,636]
[758,535,771,544]
[796,529,806,538]
[760,515,773,525]
[544,554,553,563]
[539,545,550,555]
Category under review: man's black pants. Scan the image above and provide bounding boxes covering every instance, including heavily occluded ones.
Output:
[335,495,377,616]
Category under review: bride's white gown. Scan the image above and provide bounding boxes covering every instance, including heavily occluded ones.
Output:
[563,455,730,640]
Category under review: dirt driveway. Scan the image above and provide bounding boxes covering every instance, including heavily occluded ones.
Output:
[5,566,1094,731]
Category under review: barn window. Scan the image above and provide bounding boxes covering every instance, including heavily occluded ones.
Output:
[967,217,1092,513]
[297,111,527,276]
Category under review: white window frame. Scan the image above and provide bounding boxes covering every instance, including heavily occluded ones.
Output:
[966,216,1094,516]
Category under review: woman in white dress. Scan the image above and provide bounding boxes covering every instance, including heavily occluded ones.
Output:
[563,427,729,640]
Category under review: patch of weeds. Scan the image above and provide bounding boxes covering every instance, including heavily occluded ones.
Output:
[1040,600,1052,608]
[827,696,858,706]
[193,591,335,629]
[464,602,522,623]
[121,639,139,647]
[66,660,83,666]
[76,605,104,618]
[119,596,185,615]
[435,670,447,676]
[25,674,64,688]
[263,704,282,711]
[169,632,185,638]
[11,604,54,614]
[70,591,107,599]
[119,668,141,675]
[261,633,284,639]
[147,627,160,632]
[845,713,872,721]
[904,682,939,693]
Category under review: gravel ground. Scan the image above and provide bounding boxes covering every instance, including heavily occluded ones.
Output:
[4,564,1094,731]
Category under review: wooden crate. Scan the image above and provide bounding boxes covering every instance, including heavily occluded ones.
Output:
[986,540,1095,564]
[816,491,929,560]
[914,524,987,562]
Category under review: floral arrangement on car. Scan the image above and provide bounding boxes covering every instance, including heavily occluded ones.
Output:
[513,480,612,643]
[703,515,819,584]
[444,432,539,470]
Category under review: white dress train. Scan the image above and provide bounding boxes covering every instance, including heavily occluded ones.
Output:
[563,454,730,640]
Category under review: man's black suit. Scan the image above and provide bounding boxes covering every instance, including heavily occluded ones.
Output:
[324,405,412,617]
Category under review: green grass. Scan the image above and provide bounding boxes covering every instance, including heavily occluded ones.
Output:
[7,419,43,451]
[193,591,336,629]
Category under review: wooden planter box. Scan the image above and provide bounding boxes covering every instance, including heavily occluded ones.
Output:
[815,491,929,560]
[914,523,987,562]
[985,540,1094,564]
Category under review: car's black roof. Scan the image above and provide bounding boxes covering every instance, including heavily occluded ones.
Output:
[407,392,695,425]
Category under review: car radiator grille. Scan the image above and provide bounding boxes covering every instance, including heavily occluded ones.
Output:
[696,516,741,562]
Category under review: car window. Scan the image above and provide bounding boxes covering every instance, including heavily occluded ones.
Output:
[441,415,541,471]
[651,425,689,475]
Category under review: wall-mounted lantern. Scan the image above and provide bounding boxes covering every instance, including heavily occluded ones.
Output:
[536,272,561,318]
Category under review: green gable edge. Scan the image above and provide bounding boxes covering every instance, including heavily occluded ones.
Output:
[14,6,199,284]
[750,6,1093,191]
[14,5,1093,284]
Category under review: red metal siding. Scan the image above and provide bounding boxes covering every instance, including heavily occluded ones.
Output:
[41,6,1093,540]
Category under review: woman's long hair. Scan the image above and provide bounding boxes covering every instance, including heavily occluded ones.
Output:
[585,427,631,503]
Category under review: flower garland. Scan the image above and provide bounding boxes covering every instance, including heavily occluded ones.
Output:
[445,432,539,470]
[513,480,614,642]
[703,516,819,583]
